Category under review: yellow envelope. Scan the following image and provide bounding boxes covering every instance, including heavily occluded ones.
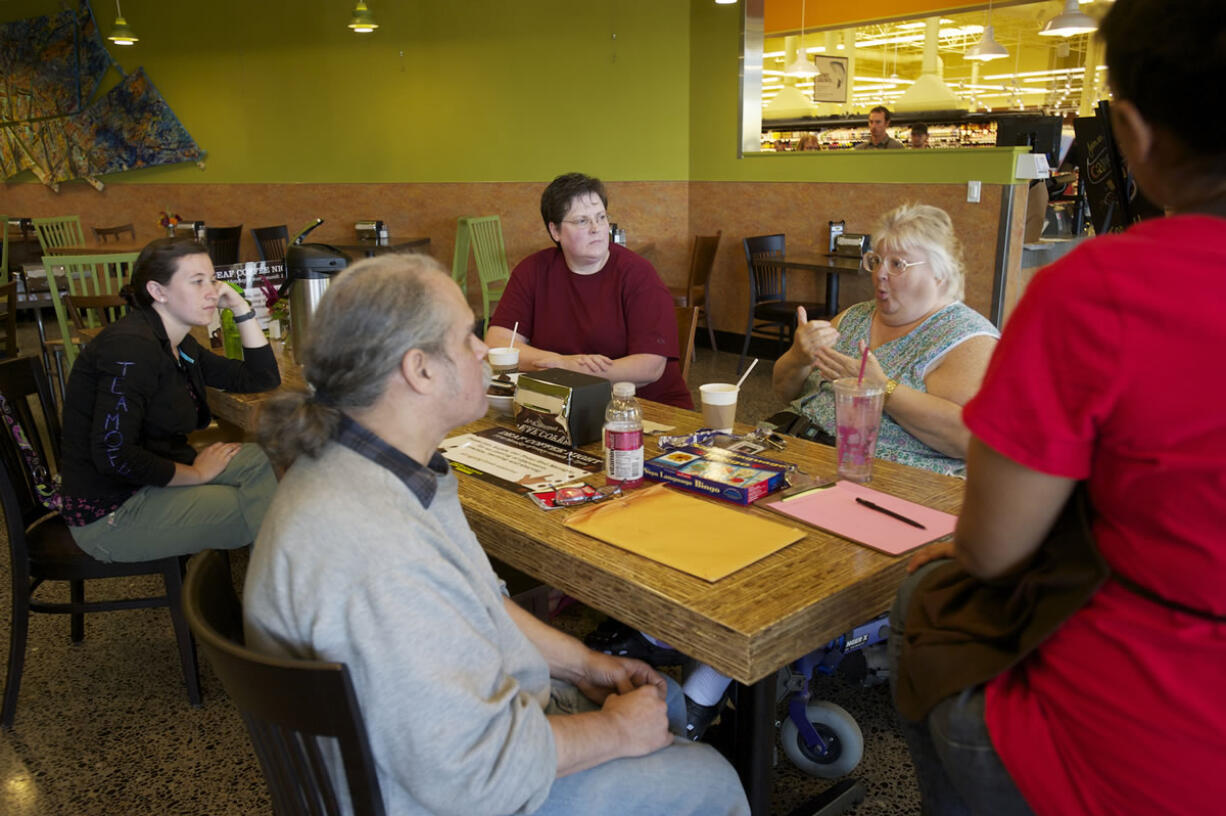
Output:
[564,484,805,581]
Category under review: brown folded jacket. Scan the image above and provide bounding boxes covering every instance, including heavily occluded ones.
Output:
[895,485,1109,722]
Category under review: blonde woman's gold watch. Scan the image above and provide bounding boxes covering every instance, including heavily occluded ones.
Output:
[884,378,899,401]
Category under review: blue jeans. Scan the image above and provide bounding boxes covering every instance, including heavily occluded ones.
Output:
[887,561,1034,816]
[531,677,750,816]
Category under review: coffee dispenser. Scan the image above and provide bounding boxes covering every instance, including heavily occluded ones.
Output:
[280,244,349,362]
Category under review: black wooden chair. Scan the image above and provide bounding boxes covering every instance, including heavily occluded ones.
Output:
[0,355,201,728]
[183,550,387,816]
[203,225,243,266]
[739,234,826,375]
[252,225,290,264]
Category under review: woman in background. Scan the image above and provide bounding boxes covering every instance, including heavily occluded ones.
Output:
[60,238,279,562]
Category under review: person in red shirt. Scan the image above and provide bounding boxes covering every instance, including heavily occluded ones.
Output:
[889,1,1226,814]
[486,173,692,409]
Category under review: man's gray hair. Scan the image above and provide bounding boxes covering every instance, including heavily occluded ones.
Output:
[258,254,454,465]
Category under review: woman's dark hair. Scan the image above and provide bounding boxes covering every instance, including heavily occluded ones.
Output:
[1100,0,1226,161]
[121,237,211,309]
[540,172,608,235]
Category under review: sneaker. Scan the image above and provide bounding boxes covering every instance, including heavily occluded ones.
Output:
[684,695,725,742]
[583,619,685,667]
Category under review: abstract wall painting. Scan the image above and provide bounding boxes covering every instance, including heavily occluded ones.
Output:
[0,1,204,191]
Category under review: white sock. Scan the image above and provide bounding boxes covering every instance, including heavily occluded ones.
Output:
[683,663,732,707]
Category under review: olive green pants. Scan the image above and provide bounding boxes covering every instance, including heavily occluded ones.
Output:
[70,444,277,563]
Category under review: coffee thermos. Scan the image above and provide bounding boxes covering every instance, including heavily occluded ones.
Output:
[279,244,349,363]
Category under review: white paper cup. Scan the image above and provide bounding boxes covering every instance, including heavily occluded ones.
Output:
[488,346,520,375]
[699,383,739,433]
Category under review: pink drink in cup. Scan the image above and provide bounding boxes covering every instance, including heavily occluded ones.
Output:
[833,378,885,483]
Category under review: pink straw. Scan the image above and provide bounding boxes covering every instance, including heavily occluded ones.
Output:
[856,343,870,386]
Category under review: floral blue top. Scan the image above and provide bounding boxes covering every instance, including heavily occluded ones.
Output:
[791,300,999,477]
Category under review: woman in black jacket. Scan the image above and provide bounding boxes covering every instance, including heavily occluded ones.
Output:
[60,238,280,562]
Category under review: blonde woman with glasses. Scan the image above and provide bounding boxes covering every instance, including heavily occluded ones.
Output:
[771,203,999,477]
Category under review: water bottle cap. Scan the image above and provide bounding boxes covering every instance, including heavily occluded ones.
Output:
[612,382,635,397]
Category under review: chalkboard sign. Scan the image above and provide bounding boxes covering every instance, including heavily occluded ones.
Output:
[1073,101,1163,234]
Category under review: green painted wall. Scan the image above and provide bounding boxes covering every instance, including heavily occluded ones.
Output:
[2,0,1020,186]
[687,1,1022,185]
[2,0,692,183]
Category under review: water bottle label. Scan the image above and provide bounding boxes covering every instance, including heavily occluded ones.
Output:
[604,428,643,482]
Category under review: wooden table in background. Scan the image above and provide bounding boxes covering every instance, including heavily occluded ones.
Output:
[207,359,963,815]
[779,251,866,317]
[332,237,431,258]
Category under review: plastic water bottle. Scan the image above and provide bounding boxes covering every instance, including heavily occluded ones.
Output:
[604,382,644,488]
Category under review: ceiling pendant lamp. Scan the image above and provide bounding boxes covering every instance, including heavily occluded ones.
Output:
[966,1,1008,62]
[1039,0,1097,38]
[348,1,378,34]
[785,0,818,77]
[966,25,1009,61]
[107,0,138,46]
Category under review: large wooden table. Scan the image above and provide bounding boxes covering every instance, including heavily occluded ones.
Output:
[207,356,963,814]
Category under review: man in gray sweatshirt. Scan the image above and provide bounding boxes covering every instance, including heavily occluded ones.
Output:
[244,254,749,816]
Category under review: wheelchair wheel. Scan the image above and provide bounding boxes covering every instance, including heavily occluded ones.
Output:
[780,700,864,779]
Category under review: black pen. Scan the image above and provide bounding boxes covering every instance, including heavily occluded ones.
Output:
[855,497,927,529]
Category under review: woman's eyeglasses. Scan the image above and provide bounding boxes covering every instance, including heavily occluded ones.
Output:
[861,251,927,276]
[561,213,610,230]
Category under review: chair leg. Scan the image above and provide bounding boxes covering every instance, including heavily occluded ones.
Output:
[70,580,84,642]
[2,591,31,729]
[738,312,755,376]
[702,307,718,355]
[161,563,202,706]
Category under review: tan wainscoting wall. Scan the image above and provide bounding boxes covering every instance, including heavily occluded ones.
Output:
[4,179,1026,338]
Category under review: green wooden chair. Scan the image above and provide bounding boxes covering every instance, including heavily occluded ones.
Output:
[451,216,473,297]
[32,216,85,255]
[41,252,139,394]
[466,216,511,333]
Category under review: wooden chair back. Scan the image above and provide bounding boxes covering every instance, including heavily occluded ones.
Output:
[0,281,18,358]
[252,225,289,263]
[675,306,698,384]
[204,225,243,266]
[32,216,85,255]
[451,216,473,296]
[467,216,511,332]
[92,223,136,244]
[42,252,139,373]
[183,550,387,816]
[64,293,128,333]
[1,214,9,285]
[743,234,789,305]
[682,232,722,307]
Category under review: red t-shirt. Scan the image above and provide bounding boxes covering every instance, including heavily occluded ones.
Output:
[962,215,1226,816]
[490,243,692,409]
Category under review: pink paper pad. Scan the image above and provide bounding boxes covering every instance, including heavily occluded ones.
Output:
[761,480,957,555]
